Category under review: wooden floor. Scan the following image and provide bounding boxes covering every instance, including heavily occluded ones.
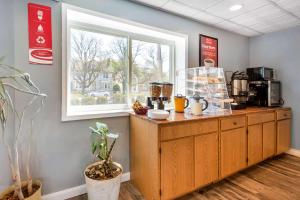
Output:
[69,154,300,200]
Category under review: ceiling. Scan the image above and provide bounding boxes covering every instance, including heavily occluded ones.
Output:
[132,0,300,37]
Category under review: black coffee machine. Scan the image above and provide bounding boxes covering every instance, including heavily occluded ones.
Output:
[247,67,283,107]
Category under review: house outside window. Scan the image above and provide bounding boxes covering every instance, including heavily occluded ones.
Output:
[62,4,187,120]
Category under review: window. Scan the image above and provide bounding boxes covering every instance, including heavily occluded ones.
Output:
[131,40,172,103]
[62,4,187,120]
[69,28,129,107]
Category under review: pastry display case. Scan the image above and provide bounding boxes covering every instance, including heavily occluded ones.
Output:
[176,66,232,115]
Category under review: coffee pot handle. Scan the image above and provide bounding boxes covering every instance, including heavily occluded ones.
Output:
[202,99,208,111]
[184,98,189,109]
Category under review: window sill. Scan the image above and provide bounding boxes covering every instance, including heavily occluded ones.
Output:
[61,109,131,121]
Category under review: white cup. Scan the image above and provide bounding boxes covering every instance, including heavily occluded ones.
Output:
[204,58,215,67]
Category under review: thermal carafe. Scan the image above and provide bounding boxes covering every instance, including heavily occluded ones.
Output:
[231,71,248,96]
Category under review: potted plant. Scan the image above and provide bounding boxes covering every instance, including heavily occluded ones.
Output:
[84,122,122,200]
[0,60,46,200]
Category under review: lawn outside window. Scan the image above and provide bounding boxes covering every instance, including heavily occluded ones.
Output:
[62,3,187,121]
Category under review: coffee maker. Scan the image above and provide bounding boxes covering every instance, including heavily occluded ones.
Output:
[230,71,248,109]
[247,67,283,107]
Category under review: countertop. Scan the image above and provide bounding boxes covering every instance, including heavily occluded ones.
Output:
[130,107,291,125]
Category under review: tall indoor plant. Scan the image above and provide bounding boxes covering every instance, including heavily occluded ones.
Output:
[84,122,122,200]
[0,60,47,200]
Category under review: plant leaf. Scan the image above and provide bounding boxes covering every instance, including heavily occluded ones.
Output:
[107,133,119,139]
[91,142,97,154]
[89,127,100,134]
[97,155,104,160]
[96,122,108,130]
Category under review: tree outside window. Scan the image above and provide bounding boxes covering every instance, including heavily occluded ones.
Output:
[68,27,172,109]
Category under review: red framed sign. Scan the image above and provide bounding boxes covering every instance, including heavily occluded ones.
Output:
[199,34,218,67]
[28,3,52,65]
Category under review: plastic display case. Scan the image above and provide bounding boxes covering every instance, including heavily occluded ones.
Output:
[176,66,232,115]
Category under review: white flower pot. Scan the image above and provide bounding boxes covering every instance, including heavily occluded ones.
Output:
[84,161,123,200]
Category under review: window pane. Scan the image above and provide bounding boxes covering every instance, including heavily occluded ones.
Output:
[69,28,128,109]
[131,40,171,103]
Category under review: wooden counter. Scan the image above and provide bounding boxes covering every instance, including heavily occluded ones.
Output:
[130,107,292,200]
[130,107,282,125]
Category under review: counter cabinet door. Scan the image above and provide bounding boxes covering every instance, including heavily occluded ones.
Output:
[220,127,247,178]
[161,137,194,200]
[248,124,263,166]
[277,119,291,154]
[263,121,276,159]
[195,132,219,188]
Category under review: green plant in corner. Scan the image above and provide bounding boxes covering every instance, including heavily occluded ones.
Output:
[86,122,121,180]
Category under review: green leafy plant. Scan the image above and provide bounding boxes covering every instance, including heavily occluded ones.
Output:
[86,122,120,180]
[112,93,126,104]
[95,97,108,104]
[112,84,121,93]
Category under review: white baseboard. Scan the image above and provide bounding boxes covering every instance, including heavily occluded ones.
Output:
[286,148,300,158]
[42,172,130,200]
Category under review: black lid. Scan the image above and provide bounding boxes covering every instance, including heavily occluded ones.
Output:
[162,82,173,86]
[175,94,185,98]
[149,82,161,85]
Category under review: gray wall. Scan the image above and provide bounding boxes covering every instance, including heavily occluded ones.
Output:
[0,0,15,192]
[250,26,300,149]
[1,0,249,195]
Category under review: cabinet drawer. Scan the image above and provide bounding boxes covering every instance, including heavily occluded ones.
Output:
[220,116,246,131]
[277,110,291,120]
[248,112,275,125]
[161,119,218,141]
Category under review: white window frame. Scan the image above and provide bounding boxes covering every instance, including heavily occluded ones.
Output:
[62,3,188,121]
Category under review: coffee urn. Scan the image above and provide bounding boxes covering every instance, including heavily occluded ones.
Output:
[231,71,248,109]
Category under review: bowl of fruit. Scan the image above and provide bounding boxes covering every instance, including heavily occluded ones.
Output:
[132,101,149,115]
